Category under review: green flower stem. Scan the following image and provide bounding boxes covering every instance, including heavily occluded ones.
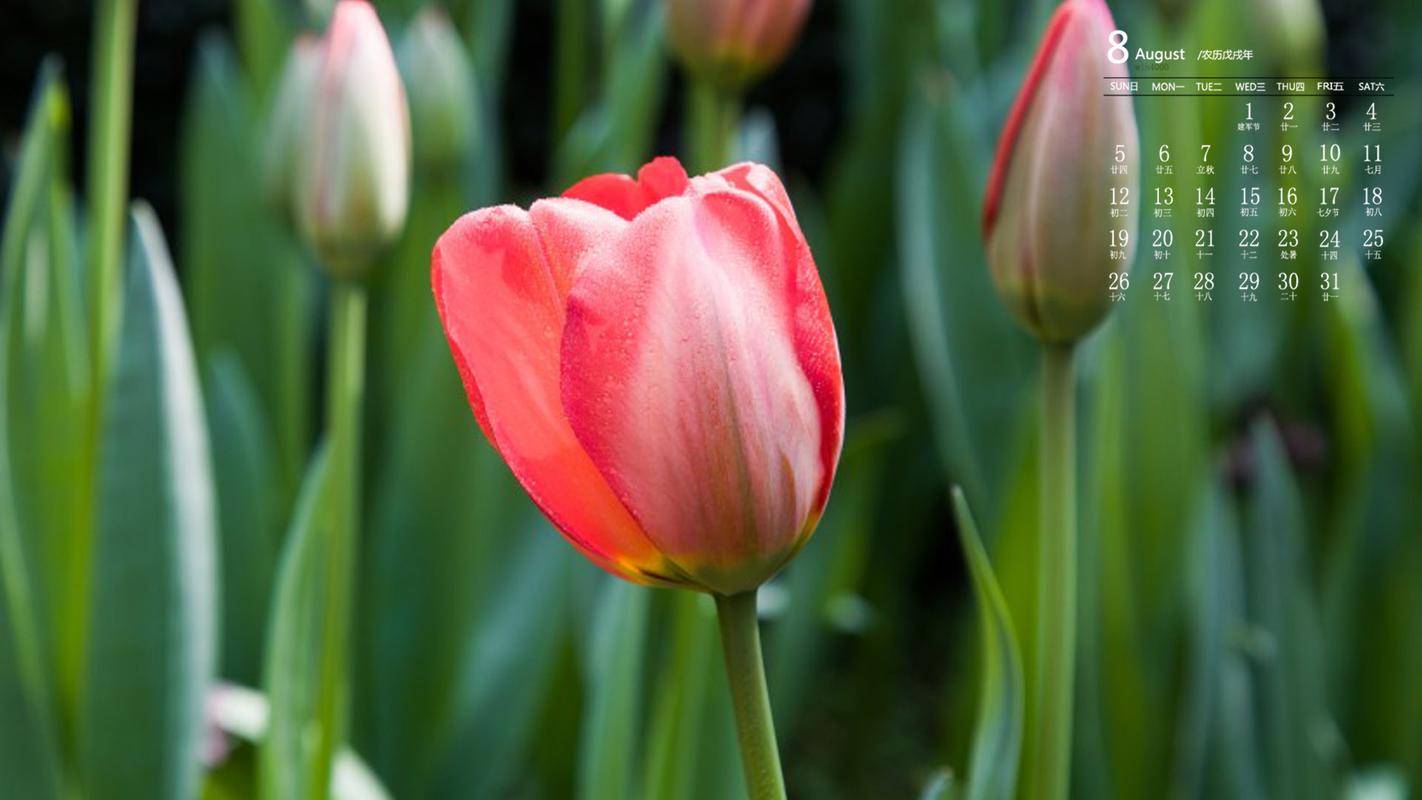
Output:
[313,279,367,798]
[85,0,135,377]
[1027,343,1078,800]
[687,77,740,173]
[86,0,137,394]
[74,0,137,738]
[714,590,787,800]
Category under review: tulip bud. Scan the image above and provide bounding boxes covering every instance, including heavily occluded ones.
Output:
[1248,0,1324,72]
[398,7,477,173]
[665,0,812,88]
[433,157,844,595]
[262,36,321,222]
[297,0,411,278]
[982,0,1139,344]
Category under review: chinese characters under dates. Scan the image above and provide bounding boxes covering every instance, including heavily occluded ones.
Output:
[1105,92,1385,307]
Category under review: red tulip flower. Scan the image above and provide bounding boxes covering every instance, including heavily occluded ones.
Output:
[432,157,843,596]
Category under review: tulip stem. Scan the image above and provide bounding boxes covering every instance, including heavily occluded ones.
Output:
[1028,343,1078,800]
[313,279,367,798]
[86,0,137,389]
[72,0,138,743]
[687,78,740,173]
[714,590,787,800]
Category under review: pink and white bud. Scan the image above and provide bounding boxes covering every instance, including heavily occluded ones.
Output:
[665,0,812,87]
[262,36,321,222]
[297,0,411,277]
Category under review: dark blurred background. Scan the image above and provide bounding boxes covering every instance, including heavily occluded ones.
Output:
[1,0,847,240]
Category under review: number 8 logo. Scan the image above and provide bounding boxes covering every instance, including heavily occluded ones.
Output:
[1107,30,1129,65]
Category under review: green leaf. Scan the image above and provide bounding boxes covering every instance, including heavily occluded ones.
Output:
[2,57,91,739]
[430,530,576,798]
[259,445,334,800]
[577,579,651,800]
[896,80,1034,523]
[822,0,931,400]
[1169,481,1267,800]
[80,205,218,800]
[3,58,67,276]
[935,404,1040,779]
[1244,421,1335,800]
[0,454,63,796]
[357,91,524,785]
[951,487,1025,800]
[233,0,291,100]
[1081,286,1208,799]
[692,658,749,800]
[180,34,313,502]
[204,353,281,684]
[0,77,67,790]
[357,325,524,794]
[642,592,717,800]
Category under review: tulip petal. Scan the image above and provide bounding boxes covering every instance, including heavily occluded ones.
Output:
[432,204,669,583]
[716,161,805,241]
[981,1,1073,239]
[560,187,841,594]
[710,162,842,515]
[635,157,692,200]
[562,156,690,220]
[528,197,627,298]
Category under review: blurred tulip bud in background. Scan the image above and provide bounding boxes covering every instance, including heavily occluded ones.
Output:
[398,6,477,174]
[1249,0,1325,72]
[665,0,813,88]
[433,157,844,595]
[262,36,320,222]
[982,0,1139,344]
[297,0,410,277]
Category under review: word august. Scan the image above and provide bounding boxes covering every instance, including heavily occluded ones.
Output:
[1134,47,1187,65]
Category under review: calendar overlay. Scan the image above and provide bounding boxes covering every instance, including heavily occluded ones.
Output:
[1100,76,1390,306]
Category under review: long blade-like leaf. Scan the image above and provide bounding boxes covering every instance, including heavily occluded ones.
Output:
[204,353,281,685]
[1246,421,1334,800]
[897,84,1033,526]
[80,205,218,800]
[0,57,72,798]
[431,530,575,798]
[577,579,650,800]
[951,487,1025,800]
[260,445,334,800]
